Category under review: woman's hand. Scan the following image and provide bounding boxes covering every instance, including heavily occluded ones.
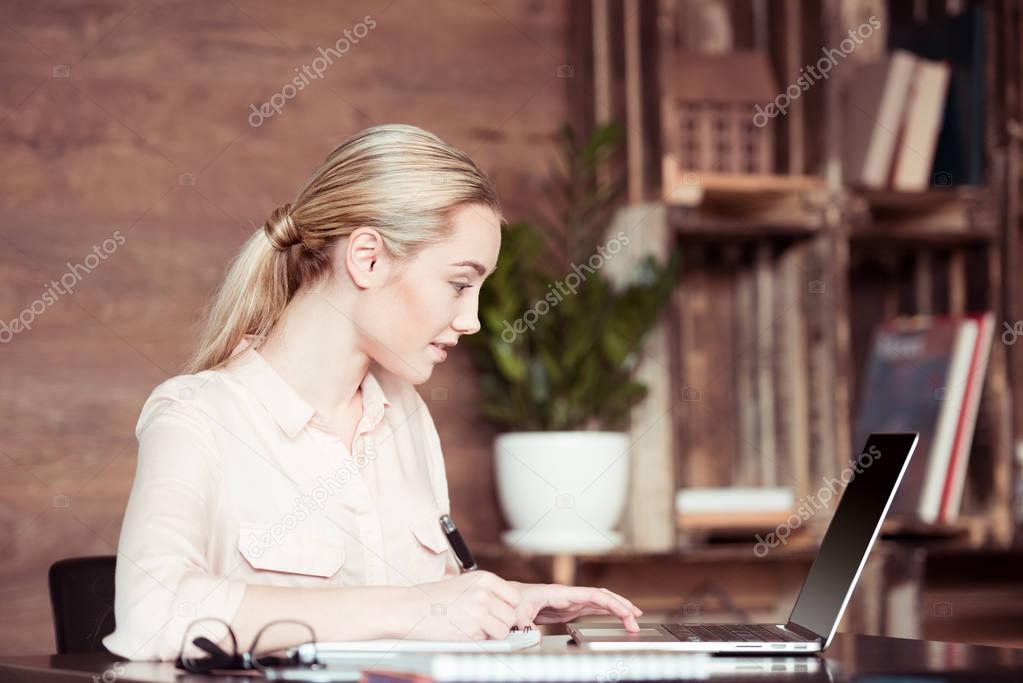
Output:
[412,570,523,641]
[509,582,643,632]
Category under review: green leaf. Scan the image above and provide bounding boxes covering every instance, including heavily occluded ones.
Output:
[490,339,527,384]
[464,120,676,431]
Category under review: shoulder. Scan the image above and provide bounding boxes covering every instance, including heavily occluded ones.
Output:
[135,369,235,441]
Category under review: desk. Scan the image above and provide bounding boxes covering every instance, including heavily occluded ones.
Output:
[1,634,1022,682]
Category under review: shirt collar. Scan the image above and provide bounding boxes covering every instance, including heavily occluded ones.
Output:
[225,336,392,439]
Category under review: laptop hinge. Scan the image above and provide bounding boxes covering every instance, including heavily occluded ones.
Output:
[781,622,822,642]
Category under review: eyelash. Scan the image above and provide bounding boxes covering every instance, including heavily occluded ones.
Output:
[452,282,472,295]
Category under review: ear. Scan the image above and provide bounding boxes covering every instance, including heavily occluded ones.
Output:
[344,228,391,289]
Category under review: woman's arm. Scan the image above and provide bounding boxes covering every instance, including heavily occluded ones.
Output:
[229,584,421,649]
[104,388,250,661]
[230,569,523,652]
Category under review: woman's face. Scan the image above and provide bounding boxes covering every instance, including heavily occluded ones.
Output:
[349,203,502,384]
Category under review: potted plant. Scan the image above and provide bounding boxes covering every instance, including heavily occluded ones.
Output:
[465,122,678,552]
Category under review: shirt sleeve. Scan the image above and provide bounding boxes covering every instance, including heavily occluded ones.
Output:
[102,381,248,661]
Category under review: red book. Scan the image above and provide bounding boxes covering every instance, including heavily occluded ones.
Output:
[938,312,994,523]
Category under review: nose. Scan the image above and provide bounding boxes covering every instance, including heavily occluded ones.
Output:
[452,312,480,336]
[452,295,481,336]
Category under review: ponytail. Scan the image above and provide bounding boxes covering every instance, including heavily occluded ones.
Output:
[183,217,292,373]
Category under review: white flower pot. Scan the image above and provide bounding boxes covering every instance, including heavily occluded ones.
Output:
[494,431,630,553]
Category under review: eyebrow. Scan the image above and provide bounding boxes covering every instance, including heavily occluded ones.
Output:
[452,260,496,277]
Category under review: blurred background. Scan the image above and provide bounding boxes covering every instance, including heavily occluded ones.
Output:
[4,0,1023,657]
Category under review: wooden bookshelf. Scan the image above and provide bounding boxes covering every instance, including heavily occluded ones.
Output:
[572,0,1022,562]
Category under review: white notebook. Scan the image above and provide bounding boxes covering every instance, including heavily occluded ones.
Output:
[297,629,541,663]
[268,651,822,682]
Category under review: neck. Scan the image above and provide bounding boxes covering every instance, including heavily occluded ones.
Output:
[256,286,369,420]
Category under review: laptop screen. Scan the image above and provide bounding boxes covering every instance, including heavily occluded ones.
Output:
[787,433,918,643]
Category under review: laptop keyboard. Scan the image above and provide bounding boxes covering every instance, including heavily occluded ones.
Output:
[664,623,804,643]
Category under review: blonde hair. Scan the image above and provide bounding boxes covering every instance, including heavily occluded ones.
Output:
[185,123,504,373]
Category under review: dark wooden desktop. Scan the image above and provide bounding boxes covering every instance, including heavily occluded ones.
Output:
[2,633,1023,682]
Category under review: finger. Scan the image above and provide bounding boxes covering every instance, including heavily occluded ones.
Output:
[486,575,522,610]
[584,589,640,631]
[599,587,640,612]
[488,598,518,630]
[545,586,636,627]
[589,588,636,617]
[479,613,512,641]
[599,587,643,615]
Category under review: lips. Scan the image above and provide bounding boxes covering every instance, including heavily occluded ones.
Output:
[429,343,448,362]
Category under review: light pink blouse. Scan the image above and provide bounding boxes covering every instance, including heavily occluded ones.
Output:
[103,339,459,661]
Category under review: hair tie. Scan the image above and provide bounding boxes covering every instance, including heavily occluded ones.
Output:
[264,203,302,251]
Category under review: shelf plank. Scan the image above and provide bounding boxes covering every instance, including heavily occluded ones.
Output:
[849,187,996,244]
[473,539,820,564]
[654,183,998,244]
[668,206,824,240]
[849,224,997,246]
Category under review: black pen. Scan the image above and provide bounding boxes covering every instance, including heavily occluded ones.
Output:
[439,514,478,572]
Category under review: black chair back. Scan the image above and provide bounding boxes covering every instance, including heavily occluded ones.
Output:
[48,556,116,654]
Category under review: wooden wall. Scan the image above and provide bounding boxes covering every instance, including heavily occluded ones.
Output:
[0,0,577,654]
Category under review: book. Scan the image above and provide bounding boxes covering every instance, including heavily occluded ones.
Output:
[675,486,795,535]
[938,312,994,523]
[888,6,986,186]
[918,318,977,523]
[676,486,794,514]
[890,57,951,191]
[852,316,983,524]
[842,51,917,189]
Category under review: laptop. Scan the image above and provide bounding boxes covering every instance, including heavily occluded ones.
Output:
[567,432,919,653]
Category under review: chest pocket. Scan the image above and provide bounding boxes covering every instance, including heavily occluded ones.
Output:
[408,512,453,583]
[237,521,345,580]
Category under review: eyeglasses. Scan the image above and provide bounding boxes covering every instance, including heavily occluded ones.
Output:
[175,617,319,674]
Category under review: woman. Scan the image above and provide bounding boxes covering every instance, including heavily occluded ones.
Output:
[103,124,642,661]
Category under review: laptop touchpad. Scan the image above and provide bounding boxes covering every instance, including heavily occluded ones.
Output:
[576,628,664,637]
